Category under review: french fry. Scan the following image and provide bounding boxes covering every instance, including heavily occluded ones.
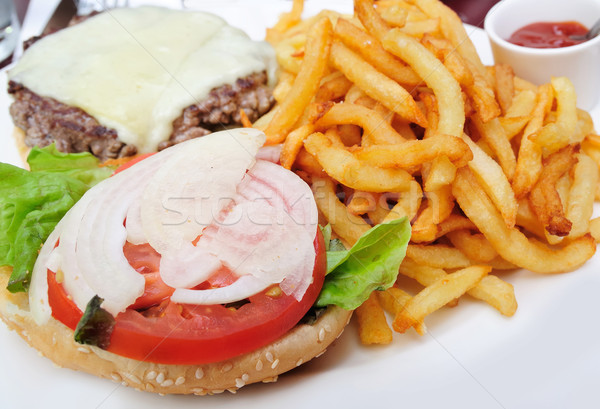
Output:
[529,144,578,236]
[280,124,315,169]
[377,287,426,335]
[494,63,515,115]
[273,34,306,75]
[399,258,517,316]
[411,184,454,243]
[400,18,440,37]
[423,155,457,192]
[382,29,464,138]
[354,0,391,39]
[329,42,427,126]
[355,292,393,344]
[347,191,378,215]
[393,265,491,333]
[421,35,474,87]
[406,243,471,269]
[266,0,305,43]
[315,73,354,103]
[305,132,415,192]
[293,148,328,178]
[435,213,477,238]
[453,167,596,274]
[447,230,498,263]
[461,133,518,227]
[382,180,423,223]
[314,103,405,145]
[512,83,554,198]
[470,114,516,181]
[566,153,599,239]
[378,3,409,28]
[590,218,600,243]
[311,176,370,245]
[499,89,537,140]
[265,17,333,144]
[354,134,472,170]
[334,18,421,86]
[272,71,296,103]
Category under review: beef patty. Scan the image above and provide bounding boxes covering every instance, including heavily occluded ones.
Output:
[8,71,275,161]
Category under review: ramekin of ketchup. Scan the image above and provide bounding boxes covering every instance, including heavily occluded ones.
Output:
[484,0,600,110]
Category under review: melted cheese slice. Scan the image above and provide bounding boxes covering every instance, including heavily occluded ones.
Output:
[8,7,277,152]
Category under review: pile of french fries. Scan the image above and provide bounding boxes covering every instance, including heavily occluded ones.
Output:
[256,0,600,344]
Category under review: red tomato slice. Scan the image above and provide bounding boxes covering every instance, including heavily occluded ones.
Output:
[113,152,155,174]
[47,230,326,365]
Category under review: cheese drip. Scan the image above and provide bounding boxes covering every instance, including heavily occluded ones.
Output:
[8,7,278,152]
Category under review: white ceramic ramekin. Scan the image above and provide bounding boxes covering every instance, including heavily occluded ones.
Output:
[484,0,600,110]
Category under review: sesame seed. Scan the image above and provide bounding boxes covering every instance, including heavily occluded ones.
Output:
[195,368,204,379]
[255,360,263,371]
[221,363,233,373]
[156,372,165,384]
[211,389,225,394]
[146,371,157,380]
[235,378,246,388]
[145,383,155,392]
[242,373,249,382]
[77,346,90,354]
[161,379,174,387]
[324,324,332,332]
[316,350,326,358]
[126,374,142,384]
[265,352,274,362]
[111,373,121,382]
[296,359,303,367]
[271,359,280,369]
[175,377,185,386]
[192,388,205,396]
[227,388,238,394]
[318,328,326,342]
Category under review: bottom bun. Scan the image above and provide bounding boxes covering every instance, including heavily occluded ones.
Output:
[0,266,352,394]
[13,127,30,167]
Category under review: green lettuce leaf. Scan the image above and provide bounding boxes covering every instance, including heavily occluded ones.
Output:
[0,145,113,292]
[317,217,411,310]
[74,295,115,349]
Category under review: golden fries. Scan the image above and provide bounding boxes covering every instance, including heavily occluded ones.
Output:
[265,17,333,144]
[393,265,491,333]
[355,293,393,344]
[267,0,598,346]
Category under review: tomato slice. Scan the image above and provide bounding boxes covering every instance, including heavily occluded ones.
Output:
[47,230,326,365]
[113,152,155,174]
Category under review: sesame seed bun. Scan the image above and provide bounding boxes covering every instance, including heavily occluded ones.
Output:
[13,127,30,167]
[0,266,352,394]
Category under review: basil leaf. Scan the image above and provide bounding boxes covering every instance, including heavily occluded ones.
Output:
[74,296,115,349]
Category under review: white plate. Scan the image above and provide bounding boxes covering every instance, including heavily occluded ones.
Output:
[1,2,599,409]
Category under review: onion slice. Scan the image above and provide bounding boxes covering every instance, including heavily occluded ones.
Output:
[32,128,318,318]
[168,160,318,305]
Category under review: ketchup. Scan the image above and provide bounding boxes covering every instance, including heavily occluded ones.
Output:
[507,21,589,48]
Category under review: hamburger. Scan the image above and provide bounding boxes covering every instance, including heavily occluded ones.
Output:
[0,128,354,394]
[6,6,278,162]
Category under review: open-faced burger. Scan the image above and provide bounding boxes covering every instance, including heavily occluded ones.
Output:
[0,128,355,394]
